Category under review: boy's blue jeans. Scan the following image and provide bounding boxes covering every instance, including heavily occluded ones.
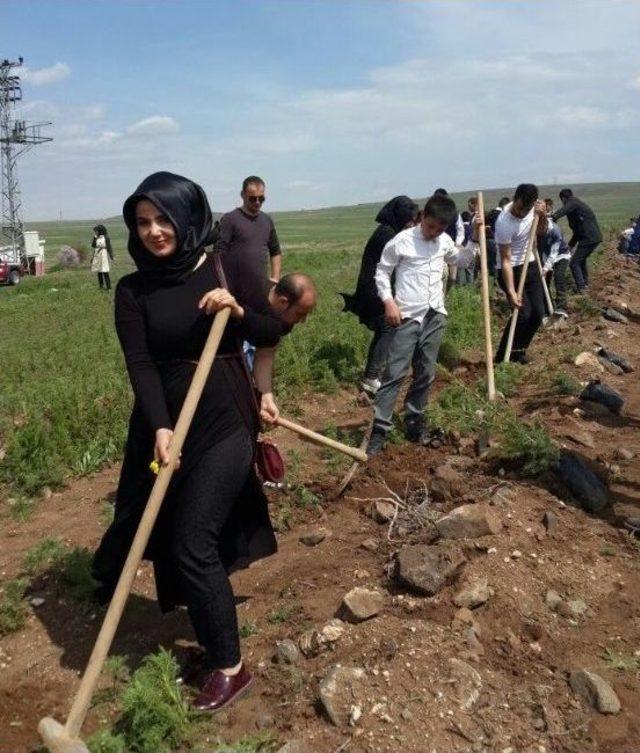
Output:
[373,309,447,434]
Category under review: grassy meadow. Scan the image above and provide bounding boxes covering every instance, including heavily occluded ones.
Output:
[1,181,637,497]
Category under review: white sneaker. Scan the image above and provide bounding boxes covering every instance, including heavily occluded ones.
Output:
[361,378,381,396]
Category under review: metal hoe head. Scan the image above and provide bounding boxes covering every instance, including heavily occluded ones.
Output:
[38,717,90,753]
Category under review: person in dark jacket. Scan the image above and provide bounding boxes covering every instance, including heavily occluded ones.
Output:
[627,214,640,257]
[92,172,283,713]
[341,195,418,396]
[551,188,602,293]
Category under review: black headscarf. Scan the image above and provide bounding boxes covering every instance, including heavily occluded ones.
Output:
[92,223,114,259]
[340,195,418,327]
[375,195,418,234]
[122,171,215,284]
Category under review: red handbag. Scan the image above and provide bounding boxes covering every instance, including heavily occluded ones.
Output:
[255,436,286,484]
[212,253,285,484]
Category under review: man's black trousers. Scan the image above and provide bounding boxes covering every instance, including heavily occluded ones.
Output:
[495,264,545,363]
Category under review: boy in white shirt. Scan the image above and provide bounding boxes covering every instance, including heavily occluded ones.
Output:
[367,194,478,457]
[493,184,547,363]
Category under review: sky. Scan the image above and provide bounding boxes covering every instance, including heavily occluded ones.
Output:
[2,0,640,221]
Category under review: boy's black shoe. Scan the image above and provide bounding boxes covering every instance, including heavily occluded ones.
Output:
[405,415,425,443]
[367,428,387,457]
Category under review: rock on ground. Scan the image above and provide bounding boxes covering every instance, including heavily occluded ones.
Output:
[436,504,502,539]
[555,452,608,514]
[448,657,482,712]
[299,525,331,546]
[370,500,395,523]
[277,742,312,753]
[453,577,490,609]
[570,669,621,714]
[298,619,346,657]
[395,544,466,595]
[275,639,300,665]
[339,587,384,623]
[574,351,605,373]
[430,463,468,502]
[318,666,366,726]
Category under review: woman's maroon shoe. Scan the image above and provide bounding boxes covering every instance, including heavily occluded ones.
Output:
[192,664,253,712]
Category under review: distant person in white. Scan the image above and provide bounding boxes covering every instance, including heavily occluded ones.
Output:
[493,183,547,363]
[366,194,479,456]
[91,224,114,291]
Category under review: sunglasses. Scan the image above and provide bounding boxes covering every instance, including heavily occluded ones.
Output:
[248,195,266,204]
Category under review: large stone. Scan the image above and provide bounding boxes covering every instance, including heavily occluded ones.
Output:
[395,544,466,596]
[275,639,300,665]
[453,577,490,609]
[339,587,384,623]
[299,526,330,546]
[318,666,366,726]
[448,658,482,712]
[370,500,395,523]
[430,464,467,502]
[298,618,346,657]
[545,589,563,612]
[555,452,608,514]
[436,504,502,539]
[597,347,634,374]
[570,669,621,714]
[603,308,629,324]
[598,357,624,376]
[574,351,605,373]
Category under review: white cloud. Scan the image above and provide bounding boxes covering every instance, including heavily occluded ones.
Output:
[82,104,106,120]
[22,62,71,86]
[630,75,640,90]
[126,115,180,135]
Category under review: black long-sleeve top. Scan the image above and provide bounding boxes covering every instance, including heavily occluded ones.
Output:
[115,253,282,435]
[551,196,602,246]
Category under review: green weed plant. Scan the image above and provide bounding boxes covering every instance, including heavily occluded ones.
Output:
[0,578,28,636]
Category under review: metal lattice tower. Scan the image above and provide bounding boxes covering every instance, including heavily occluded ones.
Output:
[0,57,52,264]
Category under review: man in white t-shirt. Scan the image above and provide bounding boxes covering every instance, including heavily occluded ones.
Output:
[494,183,547,363]
[367,194,479,456]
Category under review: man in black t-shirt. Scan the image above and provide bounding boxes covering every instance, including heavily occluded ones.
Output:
[216,175,282,282]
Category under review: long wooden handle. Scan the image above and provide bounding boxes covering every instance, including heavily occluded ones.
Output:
[275,416,368,463]
[532,245,554,315]
[64,308,231,739]
[504,214,539,362]
[476,192,496,401]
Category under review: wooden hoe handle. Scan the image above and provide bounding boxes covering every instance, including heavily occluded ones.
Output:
[504,214,539,362]
[39,308,231,751]
[476,192,496,401]
[275,416,368,463]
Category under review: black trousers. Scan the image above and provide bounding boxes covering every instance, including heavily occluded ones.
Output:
[569,241,599,291]
[171,427,253,669]
[495,264,545,362]
[546,258,569,310]
[98,272,111,290]
[364,315,395,381]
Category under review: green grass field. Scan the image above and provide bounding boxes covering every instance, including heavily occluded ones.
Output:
[1,181,637,496]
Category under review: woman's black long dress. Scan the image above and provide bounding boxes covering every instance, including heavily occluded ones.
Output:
[93,252,282,620]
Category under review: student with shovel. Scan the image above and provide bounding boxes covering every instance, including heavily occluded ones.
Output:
[92,172,284,713]
[493,184,548,364]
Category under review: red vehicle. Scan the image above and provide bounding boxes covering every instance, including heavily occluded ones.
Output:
[0,258,24,285]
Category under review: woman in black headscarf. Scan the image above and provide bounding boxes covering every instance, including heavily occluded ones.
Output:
[93,172,283,712]
[91,223,114,290]
[342,196,418,396]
